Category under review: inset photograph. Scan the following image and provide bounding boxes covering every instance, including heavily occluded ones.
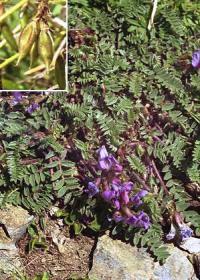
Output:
[0,0,66,90]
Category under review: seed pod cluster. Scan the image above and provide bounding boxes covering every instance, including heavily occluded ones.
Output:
[17,19,54,72]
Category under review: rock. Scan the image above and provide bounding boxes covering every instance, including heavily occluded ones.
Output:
[0,204,34,243]
[88,235,155,280]
[179,237,200,254]
[0,228,17,251]
[0,205,34,278]
[89,235,198,280]
[154,245,198,280]
[51,223,69,254]
[0,250,22,280]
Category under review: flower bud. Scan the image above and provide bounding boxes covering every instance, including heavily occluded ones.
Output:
[17,20,40,65]
[38,23,54,72]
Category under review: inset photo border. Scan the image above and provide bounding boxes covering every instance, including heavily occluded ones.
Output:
[0,0,66,90]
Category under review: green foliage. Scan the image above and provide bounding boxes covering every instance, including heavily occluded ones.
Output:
[27,222,48,252]
[187,140,200,184]
[68,0,200,262]
[0,93,80,213]
[133,224,170,263]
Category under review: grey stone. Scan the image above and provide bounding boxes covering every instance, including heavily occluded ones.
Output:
[0,250,22,279]
[89,235,198,280]
[0,227,17,251]
[179,237,200,254]
[0,205,34,278]
[154,245,197,280]
[88,235,154,280]
[0,204,34,243]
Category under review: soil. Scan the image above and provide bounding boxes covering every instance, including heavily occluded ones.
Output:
[16,217,96,280]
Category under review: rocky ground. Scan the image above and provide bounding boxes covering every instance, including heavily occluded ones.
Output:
[0,205,200,280]
[18,220,95,279]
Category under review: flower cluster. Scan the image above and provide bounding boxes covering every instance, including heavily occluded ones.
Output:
[85,146,150,230]
[12,92,39,114]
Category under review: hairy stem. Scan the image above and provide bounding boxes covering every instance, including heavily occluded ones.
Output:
[131,170,150,190]
[148,0,158,31]
[151,159,169,195]
[36,0,50,20]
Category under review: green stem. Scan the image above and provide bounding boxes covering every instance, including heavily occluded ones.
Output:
[0,0,28,24]
[0,53,19,70]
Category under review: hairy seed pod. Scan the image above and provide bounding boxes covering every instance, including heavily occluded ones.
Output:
[55,54,66,89]
[1,23,18,51]
[38,27,54,73]
[17,20,40,65]
[29,40,38,68]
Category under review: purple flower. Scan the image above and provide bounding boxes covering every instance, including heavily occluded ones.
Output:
[112,178,121,185]
[101,180,134,208]
[192,50,200,68]
[98,146,123,172]
[98,145,108,159]
[111,156,123,173]
[112,182,121,193]
[179,224,193,241]
[118,182,134,205]
[101,189,115,201]
[138,190,148,198]
[113,199,120,210]
[130,190,148,206]
[136,211,151,229]
[120,190,129,204]
[85,182,99,198]
[99,156,114,170]
[113,212,125,222]
[102,183,122,209]
[12,92,22,105]
[122,181,134,192]
[126,215,138,225]
[26,103,39,114]
[166,224,176,241]
[126,211,150,229]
